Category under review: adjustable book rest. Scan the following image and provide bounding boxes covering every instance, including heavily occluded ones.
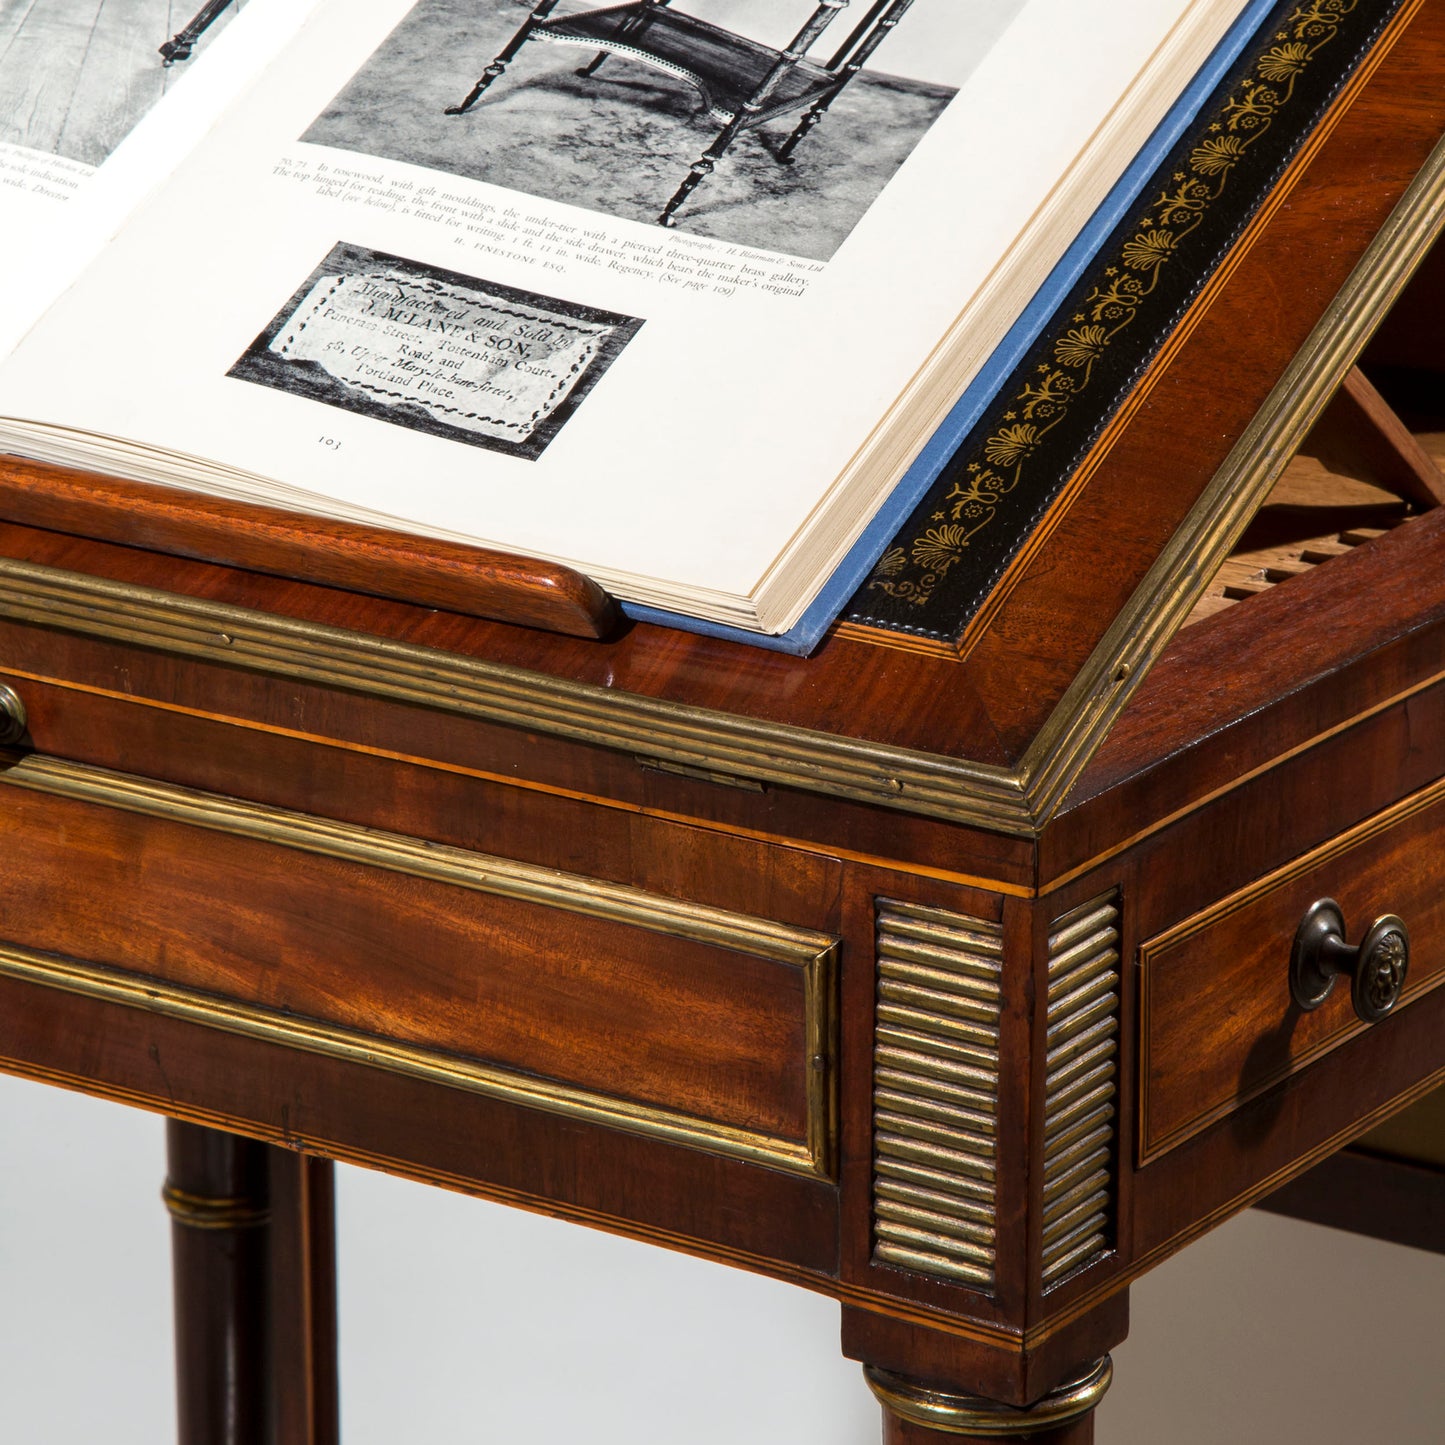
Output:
[0,460,617,640]
[446,0,921,226]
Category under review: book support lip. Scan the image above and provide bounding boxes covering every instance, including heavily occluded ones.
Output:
[0,459,619,641]
[445,0,922,227]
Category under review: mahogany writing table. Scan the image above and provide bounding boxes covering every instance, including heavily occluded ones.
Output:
[3,2,1445,1440]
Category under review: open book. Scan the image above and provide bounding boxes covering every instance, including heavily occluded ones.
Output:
[0,0,1257,641]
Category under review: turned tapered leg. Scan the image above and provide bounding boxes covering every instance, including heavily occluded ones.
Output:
[659,130,740,227]
[865,1359,1112,1444]
[159,0,237,64]
[165,1122,272,1445]
[446,0,562,115]
[780,0,920,161]
[165,1122,339,1445]
[659,0,852,226]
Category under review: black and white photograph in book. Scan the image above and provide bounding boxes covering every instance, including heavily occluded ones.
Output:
[303,0,1023,260]
[0,0,246,166]
[229,241,645,460]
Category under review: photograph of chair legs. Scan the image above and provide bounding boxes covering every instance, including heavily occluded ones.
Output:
[160,0,241,65]
[305,0,1022,260]
[0,0,249,166]
[444,0,925,229]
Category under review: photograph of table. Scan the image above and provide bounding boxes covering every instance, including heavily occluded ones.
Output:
[446,0,923,225]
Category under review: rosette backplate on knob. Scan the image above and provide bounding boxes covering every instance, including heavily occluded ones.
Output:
[0,682,26,746]
[1289,897,1410,1025]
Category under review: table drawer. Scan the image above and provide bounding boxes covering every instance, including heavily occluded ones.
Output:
[1138,774,1445,1165]
[0,752,836,1179]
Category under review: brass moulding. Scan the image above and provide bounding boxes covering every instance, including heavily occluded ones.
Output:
[864,1357,1112,1436]
[161,1183,269,1231]
[0,939,832,1180]
[0,557,1035,834]
[0,752,837,1180]
[0,25,1438,845]
[1023,120,1445,827]
[0,752,831,966]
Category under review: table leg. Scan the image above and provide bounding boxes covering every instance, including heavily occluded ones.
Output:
[164,1122,339,1445]
[446,1,563,116]
[779,0,919,162]
[268,1150,340,1445]
[575,0,675,79]
[165,1121,272,1445]
[864,1358,1112,1444]
[659,0,852,226]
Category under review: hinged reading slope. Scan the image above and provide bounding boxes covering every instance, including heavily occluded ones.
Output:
[829,0,1445,823]
[0,0,1439,848]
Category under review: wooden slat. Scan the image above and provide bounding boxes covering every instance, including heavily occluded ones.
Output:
[1310,367,1445,509]
[1186,452,1414,625]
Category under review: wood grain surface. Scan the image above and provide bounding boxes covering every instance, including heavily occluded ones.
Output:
[1138,779,1445,1163]
[0,779,823,1147]
[1,3,1445,1426]
[0,459,620,638]
[0,0,1438,802]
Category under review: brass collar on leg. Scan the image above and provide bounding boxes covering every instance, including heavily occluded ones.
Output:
[161,1183,270,1231]
[864,1357,1112,1437]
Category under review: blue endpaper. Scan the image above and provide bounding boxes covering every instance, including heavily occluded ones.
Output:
[622,0,1279,655]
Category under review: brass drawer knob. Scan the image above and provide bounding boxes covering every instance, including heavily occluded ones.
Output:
[0,682,26,746]
[1290,898,1409,1024]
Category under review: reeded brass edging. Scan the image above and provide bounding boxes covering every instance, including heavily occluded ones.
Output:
[0,753,837,1179]
[0,939,829,1178]
[0,752,829,964]
[0,560,1035,834]
[1022,125,1445,825]
[864,1357,1112,1436]
[0,31,1438,844]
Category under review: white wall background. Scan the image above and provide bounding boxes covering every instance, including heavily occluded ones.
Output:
[3,1073,1444,1443]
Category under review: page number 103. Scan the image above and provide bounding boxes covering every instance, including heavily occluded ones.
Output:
[318,435,342,451]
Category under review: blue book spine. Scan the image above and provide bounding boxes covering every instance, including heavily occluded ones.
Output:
[622,0,1279,656]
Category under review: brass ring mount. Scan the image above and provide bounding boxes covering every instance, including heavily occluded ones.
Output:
[161,1183,271,1231]
[863,1356,1113,1437]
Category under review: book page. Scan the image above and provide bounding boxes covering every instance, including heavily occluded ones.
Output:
[0,0,323,353]
[0,0,1247,629]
